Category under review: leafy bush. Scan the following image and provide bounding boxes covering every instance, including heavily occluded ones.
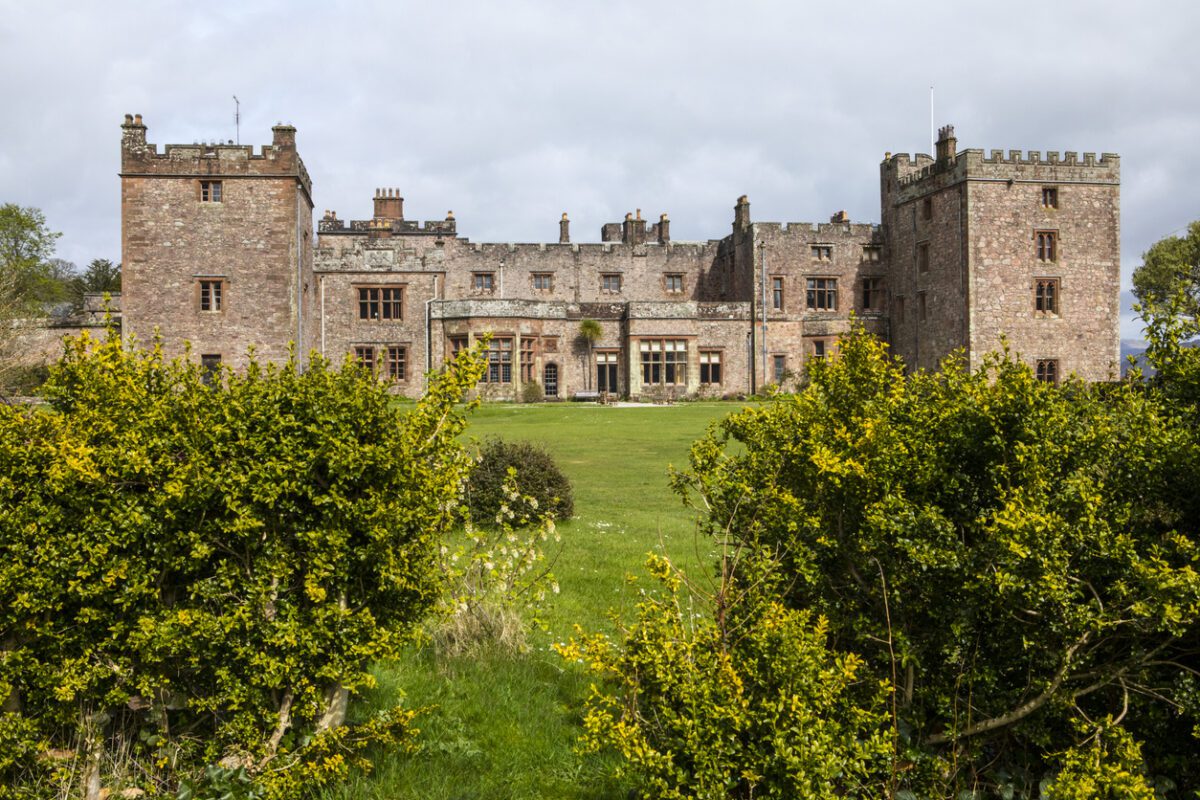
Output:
[557,551,891,798]
[467,439,573,525]
[672,327,1200,795]
[520,379,542,403]
[432,472,561,656]
[0,331,485,797]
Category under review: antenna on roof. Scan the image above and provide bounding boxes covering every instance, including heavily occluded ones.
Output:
[233,95,241,145]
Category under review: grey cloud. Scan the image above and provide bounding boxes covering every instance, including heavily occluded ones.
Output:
[2,0,1198,338]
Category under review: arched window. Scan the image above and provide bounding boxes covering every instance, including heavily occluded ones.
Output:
[543,363,559,398]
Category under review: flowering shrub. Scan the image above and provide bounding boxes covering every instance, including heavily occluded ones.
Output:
[0,331,485,798]
[433,471,561,655]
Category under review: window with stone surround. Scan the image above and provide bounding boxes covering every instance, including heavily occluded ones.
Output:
[472,272,495,292]
[863,245,881,262]
[700,350,722,385]
[806,277,837,311]
[483,337,513,383]
[602,273,622,293]
[1042,187,1059,209]
[665,273,684,293]
[1036,230,1058,262]
[918,291,928,322]
[448,336,468,360]
[861,277,885,313]
[597,350,619,393]
[353,345,376,373]
[1036,359,1059,384]
[200,354,222,386]
[917,241,930,274]
[773,354,787,383]
[386,346,407,381]
[810,338,835,361]
[1035,278,1059,315]
[771,276,784,311]
[199,279,223,312]
[357,286,403,321]
[640,339,687,386]
[532,272,554,291]
[811,245,833,261]
[520,337,537,383]
[199,180,222,203]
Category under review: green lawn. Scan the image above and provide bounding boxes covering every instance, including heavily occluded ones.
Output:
[320,401,751,799]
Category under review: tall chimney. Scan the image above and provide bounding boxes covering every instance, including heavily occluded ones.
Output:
[734,195,751,229]
[658,213,670,243]
[935,124,957,165]
[271,123,297,149]
[559,212,570,244]
[373,188,404,221]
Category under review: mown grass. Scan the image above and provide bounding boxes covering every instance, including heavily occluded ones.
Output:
[318,401,752,799]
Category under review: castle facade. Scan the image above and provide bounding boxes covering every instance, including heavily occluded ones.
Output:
[119,116,1121,398]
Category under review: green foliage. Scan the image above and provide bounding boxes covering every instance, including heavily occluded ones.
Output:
[578,319,603,345]
[521,379,543,403]
[1132,220,1200,320]
[1042,723,1156,800]
[432,473,561,655]
[558,550,891,799]
[69,259,121,311]
[0,331,486,796]
[467,438,574,525]
[0,204,63,313]
[671,328,1200,795]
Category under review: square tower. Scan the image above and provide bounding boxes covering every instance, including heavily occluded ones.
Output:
[119,115,314,369]
[881,126,1120,381]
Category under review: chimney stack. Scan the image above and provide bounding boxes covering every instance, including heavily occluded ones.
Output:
[373,188,404,222]
[658,213,670,243]
[830,210,850,224]
[935,124,957,165]
[271,123,297,149]
[559,212,570,244]
[734,195,751,229]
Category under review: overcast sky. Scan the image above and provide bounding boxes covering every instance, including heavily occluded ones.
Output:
[2,0,1196,339]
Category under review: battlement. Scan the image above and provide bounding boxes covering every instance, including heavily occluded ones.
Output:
[885,133,1120,194]
[754,221,881,239]
[977,149,1119,167]
[318,211,457,237]
[119,114,312,197]
[460,239,718,257]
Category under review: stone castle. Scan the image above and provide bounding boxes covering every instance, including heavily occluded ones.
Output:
[118,114,1121,399]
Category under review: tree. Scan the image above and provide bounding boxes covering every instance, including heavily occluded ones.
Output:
[578,318,602,391]
[0,204,62,310]
[0,332,487,797]
[0,205,63,393]
[69,258,121,310]
[1132,220,1200,319]
[671,329,1200,796]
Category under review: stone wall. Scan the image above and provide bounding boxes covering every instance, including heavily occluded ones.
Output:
[120,116,313,370]
[121,118,1120,396]
[882,128,1120,380]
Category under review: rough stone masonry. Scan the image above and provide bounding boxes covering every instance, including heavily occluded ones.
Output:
[119,118,1119,400]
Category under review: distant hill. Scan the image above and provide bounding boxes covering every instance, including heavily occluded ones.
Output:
[1121,339,1149,377]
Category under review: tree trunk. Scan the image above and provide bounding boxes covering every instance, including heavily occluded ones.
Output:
[316,684,349,732]
[82,709,110,800]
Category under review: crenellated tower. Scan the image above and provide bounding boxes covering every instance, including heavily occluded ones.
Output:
[880,124,1120,380]
[120,114,315,370]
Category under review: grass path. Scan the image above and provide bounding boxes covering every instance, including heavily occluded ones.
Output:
[320,401,749,799]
